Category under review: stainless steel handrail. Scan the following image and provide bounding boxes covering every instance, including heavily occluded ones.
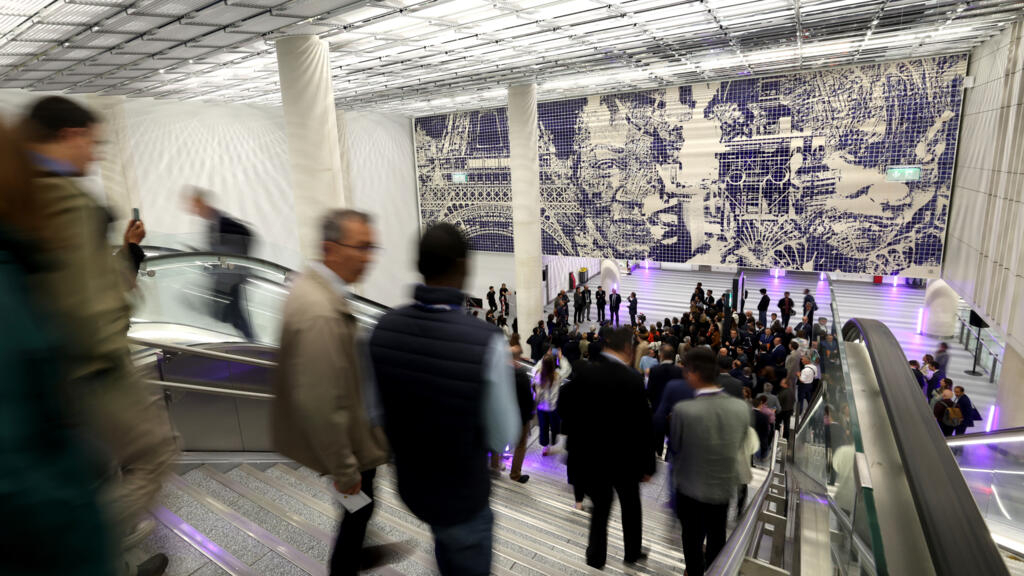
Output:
[145,379,274,400]
[946,426,1024,446]
[706,431,781,576]
[130,337,278,368]
[826,491,878,576]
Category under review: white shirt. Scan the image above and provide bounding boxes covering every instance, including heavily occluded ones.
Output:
[799,363,819,384]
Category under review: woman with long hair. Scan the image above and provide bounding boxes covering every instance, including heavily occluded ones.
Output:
[534,351,570,456]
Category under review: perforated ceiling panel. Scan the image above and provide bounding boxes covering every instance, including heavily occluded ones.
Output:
[0,0,1020,110]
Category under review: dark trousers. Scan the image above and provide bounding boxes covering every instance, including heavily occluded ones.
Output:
[585,304,591,321]
[675,492,729,576]
[610,309,620,326]
[330,469,376,576]
[431,506,493,576]
[537,410,560,447]
[797,383,814,415]
[954,423,970,436]
[597,304,606,323]
[574,306,584,324]
[629,312,637,326]
[587,476,643,568]
[220,283,253,339]
[778,410,793,441]
[574,481,586,504]
[781,313,791,327]
[758,310,767,327]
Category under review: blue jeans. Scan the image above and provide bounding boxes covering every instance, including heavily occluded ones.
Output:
[431,506,493,576]
[537,409,560,447]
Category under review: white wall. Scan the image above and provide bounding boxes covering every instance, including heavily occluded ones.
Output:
[339,110,420,308]
[944,19,1024,355]
[0,90,303,267]
[464,251,516,308]
[542,255,602,302]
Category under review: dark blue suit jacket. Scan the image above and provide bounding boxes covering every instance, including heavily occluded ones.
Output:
[653,377,696,441]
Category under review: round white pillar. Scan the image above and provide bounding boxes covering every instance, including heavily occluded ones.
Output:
[507,84,543,335]
[275,35,346,259]
[923,278,958,337]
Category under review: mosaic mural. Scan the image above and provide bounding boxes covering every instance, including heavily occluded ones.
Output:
[414,56,967,276]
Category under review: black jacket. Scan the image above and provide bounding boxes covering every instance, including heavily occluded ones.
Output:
[757,294,770,311]
[647,363,682,411]
[595,290,606,305]
[558,355,655,480]
[627,296,638,313]
[609,293,622,311]
[514,365,535,425]
[583,288,592,305]
[778,297,794,315]
[487,291,497,308]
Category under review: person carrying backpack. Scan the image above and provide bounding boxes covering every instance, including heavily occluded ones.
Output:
[933,388,961,437]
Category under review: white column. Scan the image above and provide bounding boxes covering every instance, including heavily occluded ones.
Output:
[87,95,141,242]
[507,84,543,335]
[996,345,1024,429]
[276,35,346,259]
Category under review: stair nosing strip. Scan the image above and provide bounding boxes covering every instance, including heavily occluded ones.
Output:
[197,465,334,545]
[237,464,339,520]
[166,473,326,576]
[150,505,257,576]
[269,465,522,576]
[248,465,458,576]
[342,469,621,576]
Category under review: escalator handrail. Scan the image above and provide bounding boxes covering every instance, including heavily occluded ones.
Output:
[946,426,1024,446]
[140,250,293,276]
[706,430,781,576]
[145,379,274,400]
[842,318,1007,576]
[131,337,278,368]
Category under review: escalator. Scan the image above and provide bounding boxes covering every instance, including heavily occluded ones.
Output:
[710,280,1010,576]
[128,253,1015,575]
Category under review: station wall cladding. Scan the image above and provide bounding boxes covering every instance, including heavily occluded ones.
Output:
[414,55,967,277]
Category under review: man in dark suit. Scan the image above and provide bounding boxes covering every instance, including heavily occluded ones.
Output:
[757,288,770,327]
[704,290,716,313]
[909,360,928,395]
[573,287,585,324]
[595,285,607,323]
[802,288,818,326]
[190,188,254,339]
[715,355,745,399]
[778,291,795,328]
[609,289,622,327]
[487,286,497,313]
[558,326,655,569]
[794,316,811,339]
[499,283,509,316]
[583,285,592,321]
[647,344,683,457]
[953,386,978,436]
[627,292,638,326]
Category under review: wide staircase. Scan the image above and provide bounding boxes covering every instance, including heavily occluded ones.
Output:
[128,249,1017,576]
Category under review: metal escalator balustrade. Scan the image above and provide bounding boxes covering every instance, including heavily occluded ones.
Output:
[947,427,1024,558]
[710,275,1009,576]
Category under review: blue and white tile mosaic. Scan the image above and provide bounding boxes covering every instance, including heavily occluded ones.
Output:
[415,56,967,277]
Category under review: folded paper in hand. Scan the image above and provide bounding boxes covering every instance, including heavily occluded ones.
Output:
[334,490,372,514]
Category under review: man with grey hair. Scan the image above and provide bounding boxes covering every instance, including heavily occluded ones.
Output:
[273,209,388,576]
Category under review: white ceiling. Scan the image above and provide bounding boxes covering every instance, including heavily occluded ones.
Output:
[0,0,1021,114]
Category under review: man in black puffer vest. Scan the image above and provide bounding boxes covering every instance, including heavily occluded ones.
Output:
[370,223,520,576]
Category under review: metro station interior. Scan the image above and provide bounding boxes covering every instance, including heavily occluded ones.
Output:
[3,1,1024,575]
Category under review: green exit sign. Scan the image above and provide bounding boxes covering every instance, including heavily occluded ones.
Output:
[885,166,922,182]
[451,172,469,184]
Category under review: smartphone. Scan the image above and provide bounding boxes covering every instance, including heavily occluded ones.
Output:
[131,207,140,221]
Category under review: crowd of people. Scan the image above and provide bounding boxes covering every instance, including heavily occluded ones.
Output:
[910,342,983,436]
[0,95,989,576]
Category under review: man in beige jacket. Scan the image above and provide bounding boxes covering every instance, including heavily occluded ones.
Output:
[273,209,388,576]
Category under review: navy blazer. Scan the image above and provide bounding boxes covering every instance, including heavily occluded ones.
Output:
[954,393,977,425]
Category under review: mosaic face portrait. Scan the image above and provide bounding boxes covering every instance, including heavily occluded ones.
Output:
[415,55,966,277]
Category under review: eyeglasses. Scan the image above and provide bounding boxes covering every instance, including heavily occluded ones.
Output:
[330,241,380,252]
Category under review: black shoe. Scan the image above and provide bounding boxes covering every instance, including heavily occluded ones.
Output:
[624,550,649,564]
[136,553,169,576]
[514,475,530,484]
